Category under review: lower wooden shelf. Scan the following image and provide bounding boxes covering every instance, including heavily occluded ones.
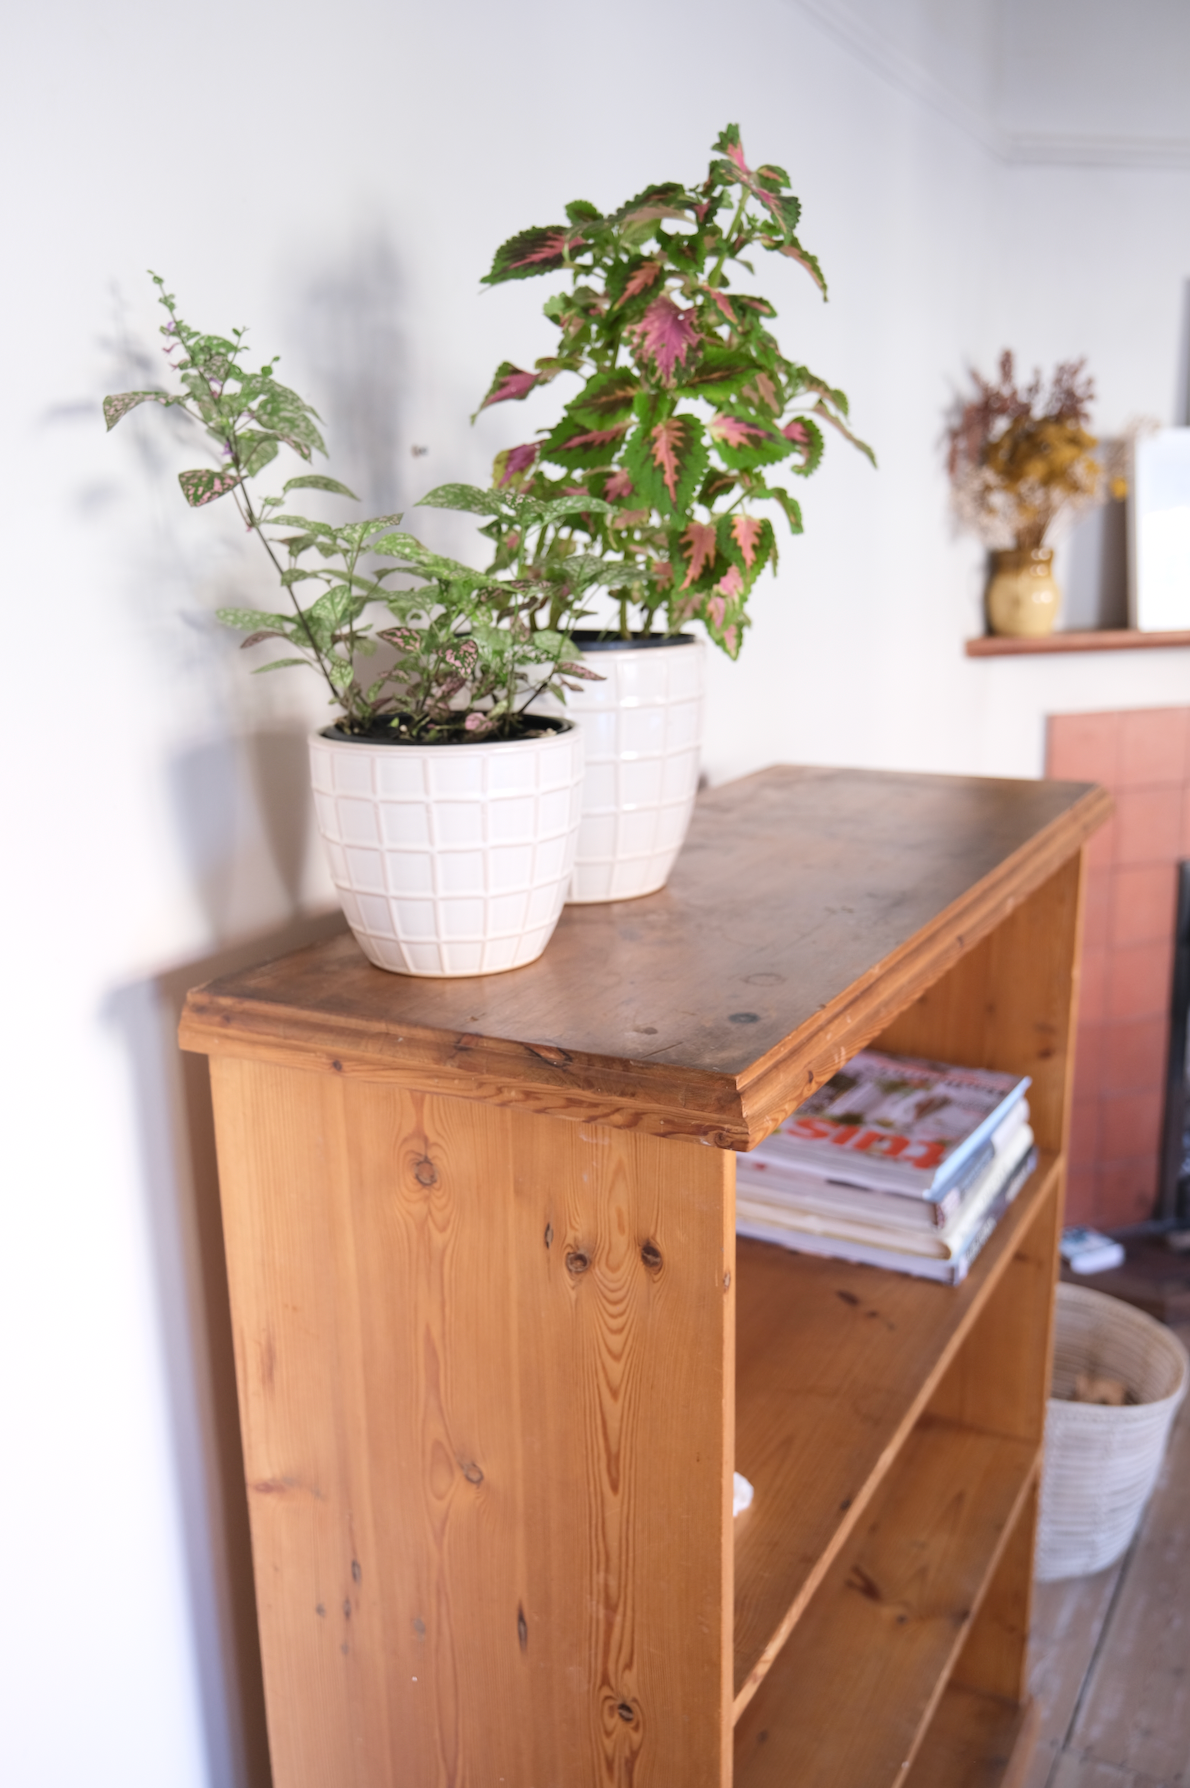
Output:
[905,1685,1039,1788]
[733,1416,1037,1786]
[733,1154,1058,1710]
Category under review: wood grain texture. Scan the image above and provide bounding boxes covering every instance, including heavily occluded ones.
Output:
[733,1417,1037,1787]
[733,1156,1060,1712]
[875,853,1086,1160]
[906,1687,1039,1788]
[1050,1757,1166,1787]
[967,628,1190,657]
[951,1478,1041,1708]
[926,1171,1063,1450]
[1063,1354,1190,1785]
[180,767,1110,1149]
[209,1057,733,1788]
[1020,1564,1129,1788]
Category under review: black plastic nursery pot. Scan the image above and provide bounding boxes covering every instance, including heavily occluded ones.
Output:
[322,713,572,747]
[568,630,697,651]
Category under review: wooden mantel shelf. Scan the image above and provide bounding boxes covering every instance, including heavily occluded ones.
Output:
[966,626,1190,657]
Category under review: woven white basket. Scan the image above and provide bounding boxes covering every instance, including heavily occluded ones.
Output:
[1036,1283,1189,1582]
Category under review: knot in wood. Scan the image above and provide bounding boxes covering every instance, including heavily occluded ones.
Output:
[640,1240,663,1270]
[413,1157,438,1187]
[461,1461,484,1486]
[565,1249,591,1276]
[616,1701,636,1724]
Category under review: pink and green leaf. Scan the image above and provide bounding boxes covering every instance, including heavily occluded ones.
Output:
[680,520,719,587]
[542,416,630,471]
[624,412,708,515]
[708,411,793,471]
[627,295,701,384]
[493,442,540,488]
[701,287,737,326]
[676,345,762,402]
[774,236,828,297]
[605,182,690,228]
[483,226,581,285]
[709,414,769,450]
[566,367,641,425]
[752,482,804,534]
[613,258,665,308]
[812,398,877,467]
[178,467,241,507]
[475,362,540,416]
[782,414,825,476]
[730,514,765,568]
[103,389,172,430]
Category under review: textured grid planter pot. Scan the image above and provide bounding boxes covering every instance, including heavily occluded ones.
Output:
[309,721,584,977]
[1036,1283,1189,1581]
[542,633,705,904]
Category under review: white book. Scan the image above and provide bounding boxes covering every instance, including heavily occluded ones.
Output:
[737,1148,1038,1286]
[737,1126,1034,1261]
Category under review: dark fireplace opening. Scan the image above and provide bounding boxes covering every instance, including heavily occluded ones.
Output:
[1159,861,1190,1226]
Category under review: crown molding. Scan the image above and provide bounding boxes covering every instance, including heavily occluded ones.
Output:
[784,0,1002,155]
[785,0,1190,172]
[1004,131,1190,170]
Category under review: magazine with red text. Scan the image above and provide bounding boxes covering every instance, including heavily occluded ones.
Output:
[755,1049,1031,1197]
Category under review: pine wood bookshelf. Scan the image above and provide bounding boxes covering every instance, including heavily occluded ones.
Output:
[180,764,1111,1788]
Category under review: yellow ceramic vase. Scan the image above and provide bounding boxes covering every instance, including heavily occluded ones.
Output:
[986,547,1060,638]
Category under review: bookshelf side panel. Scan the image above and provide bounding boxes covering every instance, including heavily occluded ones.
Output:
[209,1058,733,1788]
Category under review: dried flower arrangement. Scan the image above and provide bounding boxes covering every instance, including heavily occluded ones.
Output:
[947,351,1127,553]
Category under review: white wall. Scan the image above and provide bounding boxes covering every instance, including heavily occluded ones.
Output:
[997,0,1190,158]
[2,4,1188,1785]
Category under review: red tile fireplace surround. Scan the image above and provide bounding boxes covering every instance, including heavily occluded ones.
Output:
[1047,707,1190,1230]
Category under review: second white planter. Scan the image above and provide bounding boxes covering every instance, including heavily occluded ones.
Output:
[548,632,706,904]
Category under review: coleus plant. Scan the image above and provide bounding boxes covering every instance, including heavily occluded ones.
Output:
[476,124,874,657]
[104,276,605,740]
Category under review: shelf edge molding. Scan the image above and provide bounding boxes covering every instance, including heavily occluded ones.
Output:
[966,627,1190,657]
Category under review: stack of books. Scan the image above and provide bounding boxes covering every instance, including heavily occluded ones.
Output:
[736,1050,1037,1285]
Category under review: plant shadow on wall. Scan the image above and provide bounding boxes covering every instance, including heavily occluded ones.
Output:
[97,240,413,1788]
[293,229,409,519]
[115,231,415,943]
[105,909,347,1788]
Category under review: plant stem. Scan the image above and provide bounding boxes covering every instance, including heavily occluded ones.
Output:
[708,191,750,287]
[158,286,348,716]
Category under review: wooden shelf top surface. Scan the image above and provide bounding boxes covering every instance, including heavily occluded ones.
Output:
[181,765,1109,1146]
[966,626,1190,656]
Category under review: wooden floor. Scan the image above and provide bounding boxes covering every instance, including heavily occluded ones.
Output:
[1023,1321,1190,1788]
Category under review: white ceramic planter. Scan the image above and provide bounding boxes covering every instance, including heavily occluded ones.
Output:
[547,634,705,903]
[308,721,584,977]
